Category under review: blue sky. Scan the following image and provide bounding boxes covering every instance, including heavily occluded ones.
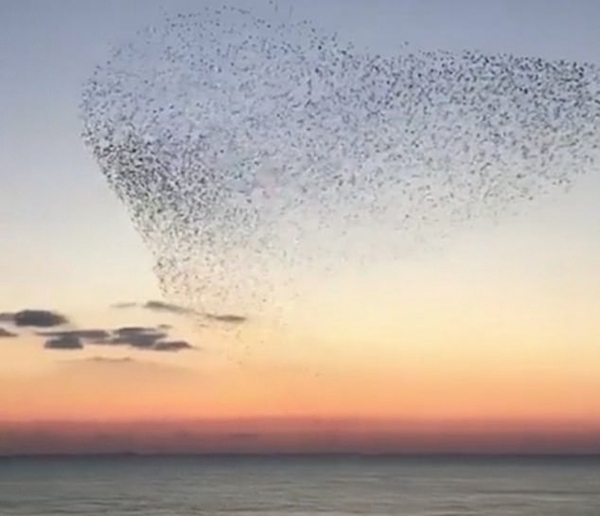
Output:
[2,0,600,311]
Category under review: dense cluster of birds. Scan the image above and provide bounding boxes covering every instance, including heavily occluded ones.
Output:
[81,4,600,318]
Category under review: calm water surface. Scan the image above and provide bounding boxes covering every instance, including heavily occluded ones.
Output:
[0,456,599,515]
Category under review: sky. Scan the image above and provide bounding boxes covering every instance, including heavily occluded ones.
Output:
[1,0,600,454]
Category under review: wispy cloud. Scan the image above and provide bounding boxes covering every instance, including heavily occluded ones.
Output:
[113,300,195,315]
[113,300,248,325]
[83,357,135,364]
[143,300,195,315]
[110,302,137,309]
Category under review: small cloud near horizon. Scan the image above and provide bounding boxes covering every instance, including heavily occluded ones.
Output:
[85,357,135,364]
[57,355,196,374]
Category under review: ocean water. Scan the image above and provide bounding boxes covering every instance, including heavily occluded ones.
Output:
[0,455,599,515]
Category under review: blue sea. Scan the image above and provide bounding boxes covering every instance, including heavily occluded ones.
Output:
[0,455,599,515]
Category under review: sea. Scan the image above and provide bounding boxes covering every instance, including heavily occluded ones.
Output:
[0,455,599,515]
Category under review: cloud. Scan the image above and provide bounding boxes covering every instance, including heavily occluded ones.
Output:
[112,300,194,315]
[37,325,193,353]
[0,327,16,338]
[109,327,168,349]
[95,327,194,352]
[112,300,247,325]
[85,357,135,364]
[63,356,192,373]
[44,334,84,350]
[143,300,195,315]
[1,304,195,353]
[114,326,158,335]
[206,313,247,324]
[152,340,194,352]
[38,330,110,342]
[1,310,68,328]
[111,302,137,309]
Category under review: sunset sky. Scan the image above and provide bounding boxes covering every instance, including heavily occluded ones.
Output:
[1,0,600,454]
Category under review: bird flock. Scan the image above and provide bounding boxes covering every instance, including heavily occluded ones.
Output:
[81,4,600,319]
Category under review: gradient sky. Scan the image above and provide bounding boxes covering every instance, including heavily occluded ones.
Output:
[1,0,600,454]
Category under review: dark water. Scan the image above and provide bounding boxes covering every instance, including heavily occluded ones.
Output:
[0,455,599,515]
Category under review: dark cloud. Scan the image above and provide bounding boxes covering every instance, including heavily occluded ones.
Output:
[109,328,168,349]
[152,340,194,352]
[38,330,110,342]
[107,328,194,352]
[143,300,194,315]
[1,305,194,353]
[206,313,247,324]
[114,326,157,336]
[0,327,17,338]
[4,310,69,328]
[44,334,83,350]
[40,326,193,353]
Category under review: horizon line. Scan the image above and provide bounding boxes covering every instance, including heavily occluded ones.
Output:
[3,452,600,459]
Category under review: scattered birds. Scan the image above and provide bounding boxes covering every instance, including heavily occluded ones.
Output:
[81,4,600,321]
